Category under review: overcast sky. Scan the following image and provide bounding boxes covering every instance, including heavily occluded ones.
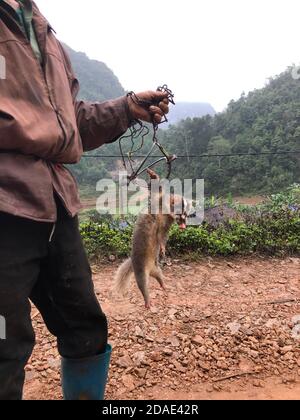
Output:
[36,0,299,112]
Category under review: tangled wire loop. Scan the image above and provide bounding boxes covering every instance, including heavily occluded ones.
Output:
[119,85,177,184]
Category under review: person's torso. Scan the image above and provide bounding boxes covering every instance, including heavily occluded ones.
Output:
[0,0,83,163]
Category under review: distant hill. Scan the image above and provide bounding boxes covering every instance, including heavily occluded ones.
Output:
[65,44,299,196]
[64,44,125,101]
[166,102,216,127]
[64,44,215,125]
[161,67,300,195]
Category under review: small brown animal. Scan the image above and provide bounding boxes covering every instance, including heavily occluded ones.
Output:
[114,170,187,309]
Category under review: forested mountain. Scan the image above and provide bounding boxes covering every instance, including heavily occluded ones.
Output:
[68,48,299,196]
[64,44,125,101]
[165,102,216,127]
[161,68,300,195]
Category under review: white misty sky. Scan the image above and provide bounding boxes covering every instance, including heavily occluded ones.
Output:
[36,0,300,112]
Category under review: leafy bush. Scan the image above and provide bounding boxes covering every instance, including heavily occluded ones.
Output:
[168,210,300,256]
[80,221,133,259]
[80,208,300,260]
[260,183,300,212]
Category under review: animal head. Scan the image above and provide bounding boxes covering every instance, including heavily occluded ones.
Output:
[170,194,189,230]
[147,169,190,230]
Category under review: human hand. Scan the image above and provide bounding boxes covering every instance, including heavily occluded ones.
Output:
[127,90,170,124]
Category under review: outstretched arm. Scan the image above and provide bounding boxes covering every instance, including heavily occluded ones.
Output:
[59,42,169,151]
[74,91,169,151]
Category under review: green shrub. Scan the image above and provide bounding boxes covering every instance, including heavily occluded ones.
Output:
[80,209,300,259]
[81,222,133,258]
[261,183,300,212]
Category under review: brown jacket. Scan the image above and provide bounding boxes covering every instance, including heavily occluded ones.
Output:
[0,1,131,222]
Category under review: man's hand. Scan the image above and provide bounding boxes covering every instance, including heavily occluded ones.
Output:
[127,90,170,124]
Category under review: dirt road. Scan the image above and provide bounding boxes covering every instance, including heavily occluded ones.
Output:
[24,256,300,400]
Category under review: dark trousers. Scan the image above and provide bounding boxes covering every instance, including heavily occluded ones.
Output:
[0,200,108,400]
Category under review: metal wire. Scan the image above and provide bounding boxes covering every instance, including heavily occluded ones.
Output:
[118,85,177,183]
[83,150,300,159]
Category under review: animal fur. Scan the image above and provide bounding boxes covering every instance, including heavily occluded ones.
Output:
[114,170,187,308]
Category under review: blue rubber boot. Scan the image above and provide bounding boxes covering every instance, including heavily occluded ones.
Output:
[61,344,112,400]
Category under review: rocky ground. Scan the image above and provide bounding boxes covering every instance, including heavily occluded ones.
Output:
[24,256,300,400]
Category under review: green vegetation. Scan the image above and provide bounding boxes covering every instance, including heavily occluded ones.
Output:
[166,102,216,127]
[80,185,300,260]
[161,68,300,196]
[64,44,125,102]
[66,50,300,260]
[65,49,300,261]
[66,46,299,219]
[70,64,299,198]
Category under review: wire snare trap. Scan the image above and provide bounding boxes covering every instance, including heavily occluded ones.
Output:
[119,85,177,184]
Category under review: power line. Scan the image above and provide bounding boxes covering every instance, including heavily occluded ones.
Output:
[82,151,300,159]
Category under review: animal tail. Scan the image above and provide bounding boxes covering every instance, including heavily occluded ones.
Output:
[113,258,134,296]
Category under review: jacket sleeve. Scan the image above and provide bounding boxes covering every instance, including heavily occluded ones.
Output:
[59,43,133,151]
[74,95,132,151]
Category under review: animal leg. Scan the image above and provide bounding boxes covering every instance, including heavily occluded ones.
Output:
[150,266,167,291]
[135,269,151,309]
[159,243,166,260]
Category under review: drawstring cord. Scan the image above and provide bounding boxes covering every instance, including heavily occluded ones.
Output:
[49,223,56,243]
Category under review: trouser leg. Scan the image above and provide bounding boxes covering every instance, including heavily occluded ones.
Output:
[0,200,108,400]
[29,202,109,400]
[0,213,50,400]
[30,201,108,359]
